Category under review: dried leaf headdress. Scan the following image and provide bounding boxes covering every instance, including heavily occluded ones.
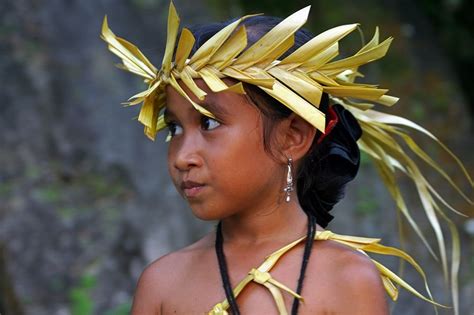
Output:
[101,2,472,313]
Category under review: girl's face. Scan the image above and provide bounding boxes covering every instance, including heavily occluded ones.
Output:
[165,80,286,220]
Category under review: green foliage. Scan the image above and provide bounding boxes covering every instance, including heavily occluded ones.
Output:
[355,186,378,216]
[0,182,13,197]
[36,170,126,212]
[69,274,97,315]
[57,206,87,220]
[25,165,41,180]
[359,151,371,167]
[80,173,125,199]
[34,185,61,203]
[415,0,474,114]
[70,290,93,315]
[410,100,427,121]
[379,53,412,83]
[468,254,474,282]
[0,24,16,37]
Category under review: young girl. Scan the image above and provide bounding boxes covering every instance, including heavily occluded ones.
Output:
[131,80,389,314]
[101,3,471,314]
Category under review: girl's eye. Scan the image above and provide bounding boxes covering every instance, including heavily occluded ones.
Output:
[166,122,183,138]
[201,116,221,131]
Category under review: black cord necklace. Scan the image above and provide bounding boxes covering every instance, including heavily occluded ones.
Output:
[215,214,317,315]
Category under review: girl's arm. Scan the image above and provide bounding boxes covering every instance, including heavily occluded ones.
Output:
[337,253,389,315]
[131,265,162,315]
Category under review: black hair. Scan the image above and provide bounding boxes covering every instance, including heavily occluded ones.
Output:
[188,15,362,228]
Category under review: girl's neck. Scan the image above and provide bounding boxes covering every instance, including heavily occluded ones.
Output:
[220,200,310,246]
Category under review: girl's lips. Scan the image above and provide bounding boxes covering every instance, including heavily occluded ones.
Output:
[181,180,206,198]
[183,185,205,198]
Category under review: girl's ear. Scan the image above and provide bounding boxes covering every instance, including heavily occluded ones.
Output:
[275,113,317,163]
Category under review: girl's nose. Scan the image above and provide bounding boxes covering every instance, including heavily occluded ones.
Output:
[173,134,203,172]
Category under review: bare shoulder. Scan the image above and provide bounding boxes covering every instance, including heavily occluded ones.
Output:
[131,232,214,315]
[309,239,389,314]
[317,239,381,281]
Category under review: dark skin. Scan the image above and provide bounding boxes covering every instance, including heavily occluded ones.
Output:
[131,79,389,314]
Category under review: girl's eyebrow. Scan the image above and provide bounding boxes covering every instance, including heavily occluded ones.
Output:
[201,98,229,118]
[164,97,230,121]
[163,108,175,121]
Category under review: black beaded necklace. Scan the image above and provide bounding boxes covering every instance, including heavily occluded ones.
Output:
[215,214,317,315]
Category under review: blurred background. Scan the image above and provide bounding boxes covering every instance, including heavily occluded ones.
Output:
[0,0,472,314]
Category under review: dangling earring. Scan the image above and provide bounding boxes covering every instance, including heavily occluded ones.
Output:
[283,157,294,202]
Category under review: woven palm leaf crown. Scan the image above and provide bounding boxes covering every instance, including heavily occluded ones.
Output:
[101,3,400,140]
[101,2,472,313]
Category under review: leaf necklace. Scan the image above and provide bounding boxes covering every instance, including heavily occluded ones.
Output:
[215,214,317,314]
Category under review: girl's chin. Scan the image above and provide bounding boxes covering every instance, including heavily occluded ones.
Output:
[189,205,231,222]
[191,209,223,221]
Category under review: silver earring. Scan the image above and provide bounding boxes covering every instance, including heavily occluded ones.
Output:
[283,158,294,202]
